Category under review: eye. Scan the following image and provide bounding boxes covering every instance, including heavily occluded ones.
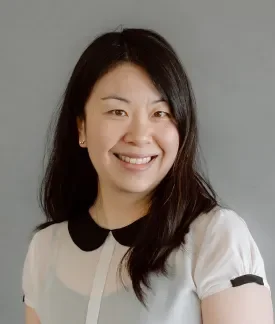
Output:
[109,110,127,117]
[153,111,170,118]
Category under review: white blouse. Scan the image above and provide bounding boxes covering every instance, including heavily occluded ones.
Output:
[22,207,270,324]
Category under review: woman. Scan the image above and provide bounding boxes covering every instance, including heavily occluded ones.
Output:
[22,28,273,324]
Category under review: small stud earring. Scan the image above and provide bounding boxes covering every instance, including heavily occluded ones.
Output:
[79,140,85,145]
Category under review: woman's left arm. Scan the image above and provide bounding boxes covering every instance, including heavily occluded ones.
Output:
[201,284,274,324]
[191,209,274,324]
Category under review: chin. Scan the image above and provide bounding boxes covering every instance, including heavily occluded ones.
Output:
[115,181,156,195]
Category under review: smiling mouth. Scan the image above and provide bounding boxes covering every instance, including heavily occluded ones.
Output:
[113,154,158,165]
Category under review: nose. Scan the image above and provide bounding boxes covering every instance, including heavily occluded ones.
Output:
[123,117,152,147]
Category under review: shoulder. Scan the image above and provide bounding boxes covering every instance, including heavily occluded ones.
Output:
[27,221,68,263]
[191,206,247,230]
[186,207,270,299]
[31,221,67,248]
[22,222,68,308]
[188,207,252,250]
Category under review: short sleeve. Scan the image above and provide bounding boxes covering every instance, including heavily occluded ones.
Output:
[22,232,39,308]
[22,225,55,309]
[192,208,270,300]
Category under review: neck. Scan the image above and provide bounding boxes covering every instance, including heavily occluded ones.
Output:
[90,183,150,230]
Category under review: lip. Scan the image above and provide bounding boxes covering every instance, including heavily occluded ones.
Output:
[112,153,158,171]
[113,152,159,159]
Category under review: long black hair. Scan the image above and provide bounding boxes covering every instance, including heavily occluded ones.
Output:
[37,27,219,307]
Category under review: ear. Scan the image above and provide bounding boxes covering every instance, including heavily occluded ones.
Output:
[76,117,86,147]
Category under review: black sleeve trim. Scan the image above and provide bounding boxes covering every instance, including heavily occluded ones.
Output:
[231,274,264,287]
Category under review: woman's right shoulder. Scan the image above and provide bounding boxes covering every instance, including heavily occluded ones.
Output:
[24,222,68,274]
[29,221,68,249]
[22,221,68,308]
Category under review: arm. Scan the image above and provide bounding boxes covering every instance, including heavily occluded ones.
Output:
[25,305,41,324]
[191,209,273,323]
[201,284,274,324]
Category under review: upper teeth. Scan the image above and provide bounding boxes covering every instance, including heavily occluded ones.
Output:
[118,155,152,164]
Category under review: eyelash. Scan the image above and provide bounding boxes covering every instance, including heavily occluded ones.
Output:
[109,110,127,117]
[153,111,170,118]
[108,110,171,118]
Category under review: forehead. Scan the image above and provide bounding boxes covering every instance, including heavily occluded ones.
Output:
[92,63,161,99]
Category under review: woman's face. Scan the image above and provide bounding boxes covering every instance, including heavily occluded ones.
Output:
[78,63,179,195]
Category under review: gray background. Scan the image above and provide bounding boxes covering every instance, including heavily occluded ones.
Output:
[0,0,274,322]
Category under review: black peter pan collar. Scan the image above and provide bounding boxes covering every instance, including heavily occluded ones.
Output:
[68,211,148,251]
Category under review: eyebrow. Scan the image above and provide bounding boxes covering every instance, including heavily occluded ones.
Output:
[100,95,165,104]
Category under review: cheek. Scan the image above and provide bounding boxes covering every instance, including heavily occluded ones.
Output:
[86,118,122,154]
[157,125,179,159]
